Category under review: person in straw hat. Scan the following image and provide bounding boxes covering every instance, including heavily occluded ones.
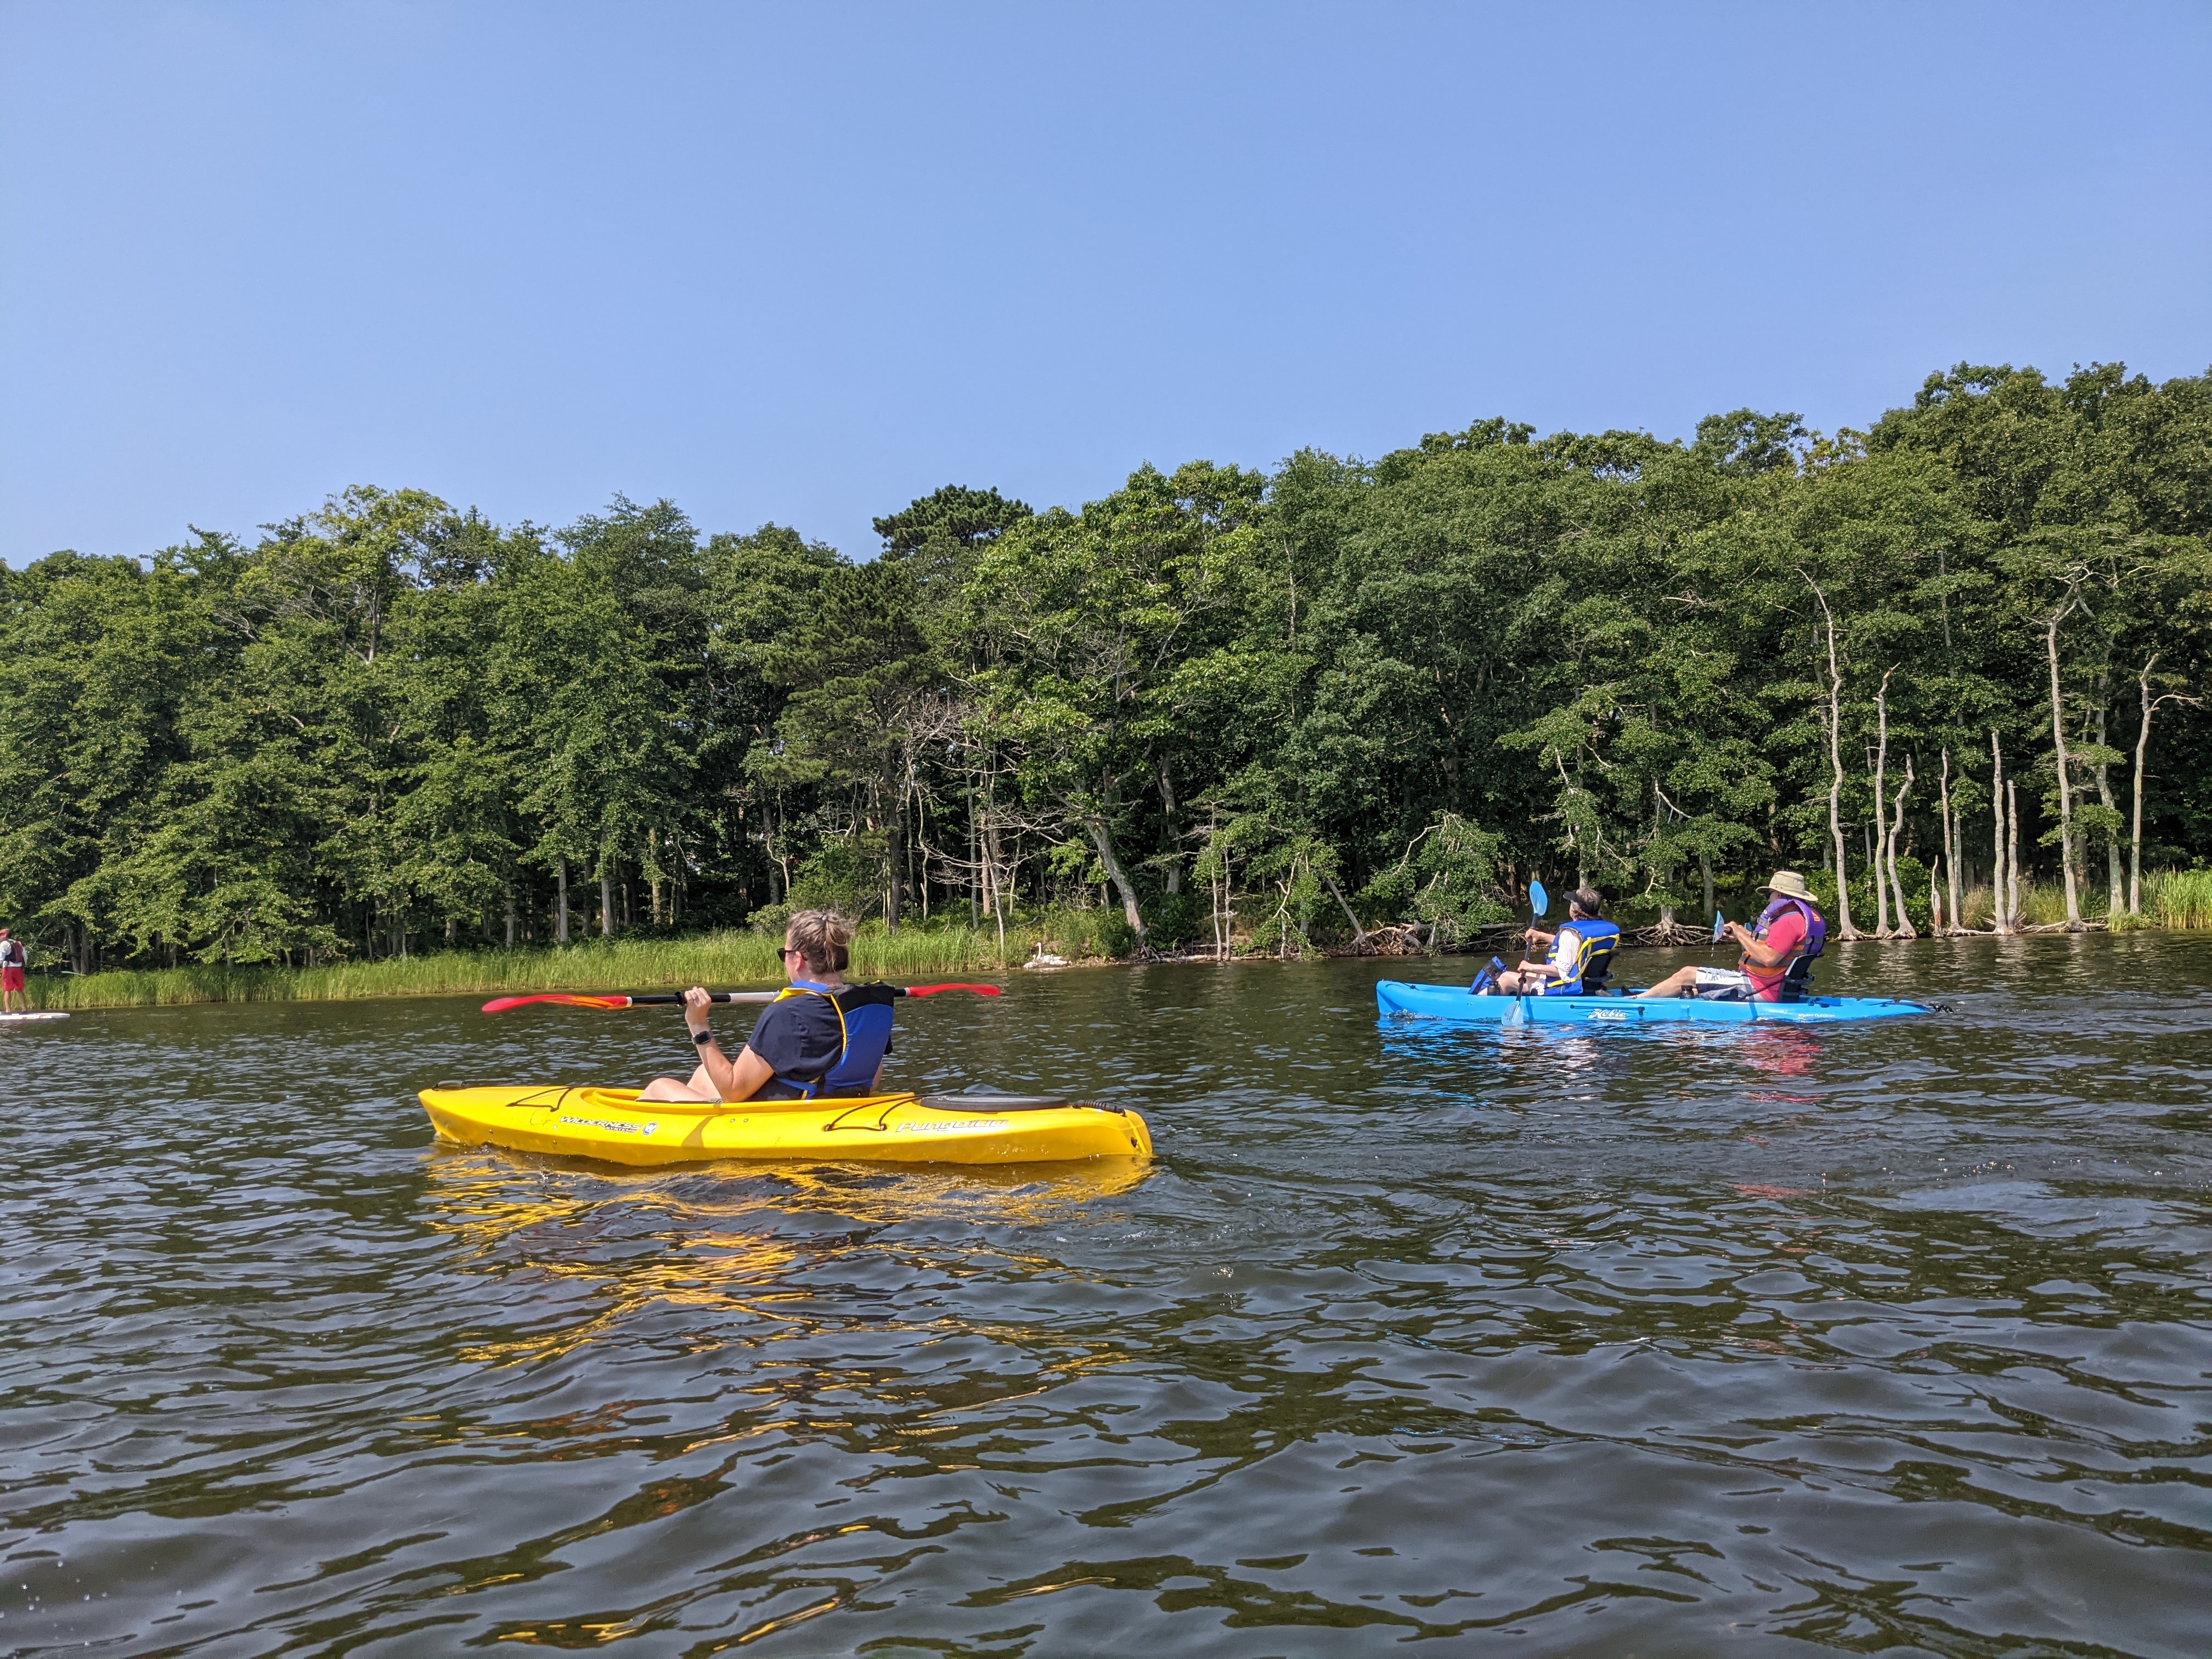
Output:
[1635,869,1827,1002]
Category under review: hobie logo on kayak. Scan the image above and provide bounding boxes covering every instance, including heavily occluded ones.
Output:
[557,1116,658,1135]
[1588,1009,1634,1021]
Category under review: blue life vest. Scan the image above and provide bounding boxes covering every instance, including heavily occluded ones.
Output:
[1541,918,1621,995]
[771,980,896,1098]
[1753,897,1827,998]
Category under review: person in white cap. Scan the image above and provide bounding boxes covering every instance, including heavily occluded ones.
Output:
[1635,870,1827,1002]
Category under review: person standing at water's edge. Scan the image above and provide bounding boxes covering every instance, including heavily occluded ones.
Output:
[1637,870,1827,1001]
[0,930,26,1012]
[637,910,900,1103]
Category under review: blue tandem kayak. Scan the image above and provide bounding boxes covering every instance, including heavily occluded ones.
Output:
[1375,979,1931,1025]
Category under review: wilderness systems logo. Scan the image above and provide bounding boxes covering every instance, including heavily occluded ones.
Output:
[895,1119,1009,1134]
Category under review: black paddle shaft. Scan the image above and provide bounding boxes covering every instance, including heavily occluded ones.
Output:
[627,991,774,1005]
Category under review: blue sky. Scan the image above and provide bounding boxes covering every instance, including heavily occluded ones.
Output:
[3,1,2207,565]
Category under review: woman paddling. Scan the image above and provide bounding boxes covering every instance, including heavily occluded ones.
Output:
[1635,870,1827,1002]
[637,910,900,1103]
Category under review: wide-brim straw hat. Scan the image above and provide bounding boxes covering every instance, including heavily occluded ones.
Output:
[1759,869,1814,901]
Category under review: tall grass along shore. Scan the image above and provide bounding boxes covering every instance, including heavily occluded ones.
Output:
[27,924,1047,1012]
[27,871,2212,1011]
[2151,869,2212,930]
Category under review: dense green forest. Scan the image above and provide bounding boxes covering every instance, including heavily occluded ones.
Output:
[5,360,2208,973]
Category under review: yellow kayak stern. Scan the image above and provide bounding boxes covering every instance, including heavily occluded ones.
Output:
[421,1085,1154,1168]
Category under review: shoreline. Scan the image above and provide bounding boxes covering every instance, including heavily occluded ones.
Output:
[20,926,1035,1012]
[22,916,2199,1011]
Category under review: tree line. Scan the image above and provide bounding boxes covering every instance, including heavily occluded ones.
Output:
[4,358,2207,972]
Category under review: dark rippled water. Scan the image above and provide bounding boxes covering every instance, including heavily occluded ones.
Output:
[4,935,2209,1656]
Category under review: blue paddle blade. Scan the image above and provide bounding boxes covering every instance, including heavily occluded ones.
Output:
[1528,878,1549,919]
[1712,909,1726,943]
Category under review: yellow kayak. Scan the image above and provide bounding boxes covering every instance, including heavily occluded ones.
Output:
[420,1085,1154,1167]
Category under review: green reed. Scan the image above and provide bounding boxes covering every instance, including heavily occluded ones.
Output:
[1962,868,2211,931]
[27,922,1074,1011]
[2149,868,2212,930]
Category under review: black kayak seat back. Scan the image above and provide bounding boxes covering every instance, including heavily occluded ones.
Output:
[1579,936,1617,992]
[1562,921,1620,994]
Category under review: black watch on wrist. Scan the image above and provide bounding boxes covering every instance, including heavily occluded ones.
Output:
[692,1028,715,1045]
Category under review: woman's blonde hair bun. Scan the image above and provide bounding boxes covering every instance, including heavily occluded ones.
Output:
[785,909,856,975]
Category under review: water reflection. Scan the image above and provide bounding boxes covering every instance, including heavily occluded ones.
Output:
[1,936,2207,1655]
[422,1150,1153,1369]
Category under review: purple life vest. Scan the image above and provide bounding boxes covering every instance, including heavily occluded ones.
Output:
[1754,895,1826,995]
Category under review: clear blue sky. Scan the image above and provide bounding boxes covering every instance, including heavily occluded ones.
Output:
[3,1,2208,566]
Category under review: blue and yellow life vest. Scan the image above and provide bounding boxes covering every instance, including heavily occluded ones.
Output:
[769,980,896,1098]
[1540,918,1621,995]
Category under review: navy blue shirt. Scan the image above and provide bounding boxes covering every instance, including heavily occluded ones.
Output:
[743,984,898,1098]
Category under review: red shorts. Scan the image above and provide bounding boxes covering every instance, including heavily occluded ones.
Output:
[2,967,24,992]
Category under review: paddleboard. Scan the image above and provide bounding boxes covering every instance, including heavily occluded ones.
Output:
[0,1011,69,1023]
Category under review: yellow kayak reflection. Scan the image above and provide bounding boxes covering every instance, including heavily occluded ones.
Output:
[421,1084,1154,1168]
[420,1146,1153,1366]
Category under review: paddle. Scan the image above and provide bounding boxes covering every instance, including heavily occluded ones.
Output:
[481,983,1003,1014]
[1528,877,1549,921]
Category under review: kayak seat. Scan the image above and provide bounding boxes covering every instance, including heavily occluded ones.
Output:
[1580,945,1617,994]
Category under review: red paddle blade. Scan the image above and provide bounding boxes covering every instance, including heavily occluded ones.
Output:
[901,982,1003,998]
[481,993,634,1013]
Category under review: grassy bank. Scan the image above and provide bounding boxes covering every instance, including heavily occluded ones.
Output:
[2151,868,2212,929]
[29,872,2212,1009]
[1960,868,2212,931]
[29,922,1066,1011]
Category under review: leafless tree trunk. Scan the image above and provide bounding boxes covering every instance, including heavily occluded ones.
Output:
[1871,669,1894,936]
[2006,777,2023,929]
[984,811,1008,956]
[1885,755,1916,938]
[2131,654,2201,917]
[1159,761,1182,895]
[1803,574,1859,939]
[1201,807,1232,961]
[1938,748,1960,935]
[885,816,904,932]
[2041,601,2083,930]
[2092,676,2124,918]
[1324,872,1369,946]
[1988,733,2010,933]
